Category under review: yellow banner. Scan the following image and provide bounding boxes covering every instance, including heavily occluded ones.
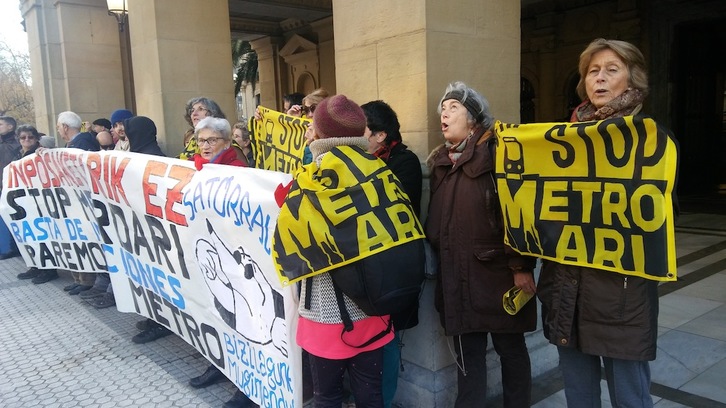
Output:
[251,106,310,173]
[272,145,425,285]
[494,116,678,281]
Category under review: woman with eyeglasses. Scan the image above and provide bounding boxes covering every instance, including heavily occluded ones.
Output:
[286,88,329,118]
[179,96,226,160]
[16,124,41,158]
[291,88,329,165]
[191,116,246,169]
[187,115,257,408]
[13,124,60,283]
[232,122,254,166]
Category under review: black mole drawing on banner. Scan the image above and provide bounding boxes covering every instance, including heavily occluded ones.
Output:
[196,220,288,357]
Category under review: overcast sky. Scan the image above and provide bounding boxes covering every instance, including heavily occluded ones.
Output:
[0,1,29,54]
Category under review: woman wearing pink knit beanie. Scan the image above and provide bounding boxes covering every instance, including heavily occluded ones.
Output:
[275,94,397,407]
[304,94,370,166]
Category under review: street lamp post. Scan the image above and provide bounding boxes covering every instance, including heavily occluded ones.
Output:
[106,0,136,113]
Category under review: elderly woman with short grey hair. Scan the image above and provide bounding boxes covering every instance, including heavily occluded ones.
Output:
[425,81,537,407]
[192,116,245,169]
[186,114,252,408]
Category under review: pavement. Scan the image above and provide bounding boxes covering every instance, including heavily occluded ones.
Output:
[1,208,725,407]
[530,210,726,408]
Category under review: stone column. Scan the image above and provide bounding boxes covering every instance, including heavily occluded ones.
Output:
[21,0,125,136]
[332,1,521,405]
[333,0,521,161]
[309,16,336,95]
[532,33,558,121]
[127,0,236,156]
[251,36,284,112]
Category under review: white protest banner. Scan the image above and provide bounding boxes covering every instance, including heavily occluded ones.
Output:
[1,149,300,407]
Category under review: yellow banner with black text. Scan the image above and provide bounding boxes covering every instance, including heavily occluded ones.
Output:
[251,106,310,173]
[494,116,678,281]
[272,145,425,285]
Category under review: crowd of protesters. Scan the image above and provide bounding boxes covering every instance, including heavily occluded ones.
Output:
[0,37,673,408]
[0,100,257,408]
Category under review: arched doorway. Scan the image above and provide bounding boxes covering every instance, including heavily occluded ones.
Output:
[671,18,726,198]
[521,77,536,123]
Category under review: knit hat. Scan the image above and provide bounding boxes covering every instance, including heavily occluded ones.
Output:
[92,118,112,129]
[442,90,485,124]
[110,109,134,125]
[312,95,366,139]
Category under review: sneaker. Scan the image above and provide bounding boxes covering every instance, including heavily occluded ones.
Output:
[132,323,173,344]
[17,267,40,280]
[90,293,116,309]
[79,287,106,300]
[32,270,58,284]
[68,285,93,295]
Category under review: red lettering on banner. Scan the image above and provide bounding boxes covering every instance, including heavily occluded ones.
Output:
[108,156,130,205]
[143,161,166,219]
[166,165,195,226]
[143,161,194,226]
[85,153,130,204]
[86,153,104,197]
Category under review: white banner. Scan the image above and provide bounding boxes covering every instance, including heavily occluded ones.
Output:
[1,149,300,407]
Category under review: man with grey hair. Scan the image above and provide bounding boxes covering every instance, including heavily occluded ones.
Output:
[55,111,101,295]
[57,111,101,151]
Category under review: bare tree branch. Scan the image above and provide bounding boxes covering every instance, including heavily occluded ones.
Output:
[0,40,34,124]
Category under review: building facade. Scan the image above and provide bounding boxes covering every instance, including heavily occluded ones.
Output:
[18,0,726,405]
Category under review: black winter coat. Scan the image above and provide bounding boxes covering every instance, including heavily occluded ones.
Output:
[385,142,423,217]
[380,142,423,330]
[0,131,20,184]
[425,130,536,336]
[124,116,165,157]
[67,132,100,151]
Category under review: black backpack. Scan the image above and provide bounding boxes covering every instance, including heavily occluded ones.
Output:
[327,238,426,347]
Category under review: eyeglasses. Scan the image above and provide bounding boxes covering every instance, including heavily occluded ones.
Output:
[101,144,115,150]
[18,136,36,140]
[197,136,224,146]
[301,104,316,115]
[190,106,209,115]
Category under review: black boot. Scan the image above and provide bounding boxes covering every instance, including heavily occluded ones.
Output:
[135,319,152,331]
[223,390,258,408]
[189,364,225,388]
[32,269,58,284]
[131,321,172,344]
[90,292,116,309]
[68,284,93,295]
[17,267,40,280]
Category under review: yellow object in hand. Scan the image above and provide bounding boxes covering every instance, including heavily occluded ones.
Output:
[503,286,534,315]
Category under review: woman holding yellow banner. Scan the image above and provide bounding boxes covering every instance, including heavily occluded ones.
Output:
[426,81,537,407]
[537,38,670,408]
